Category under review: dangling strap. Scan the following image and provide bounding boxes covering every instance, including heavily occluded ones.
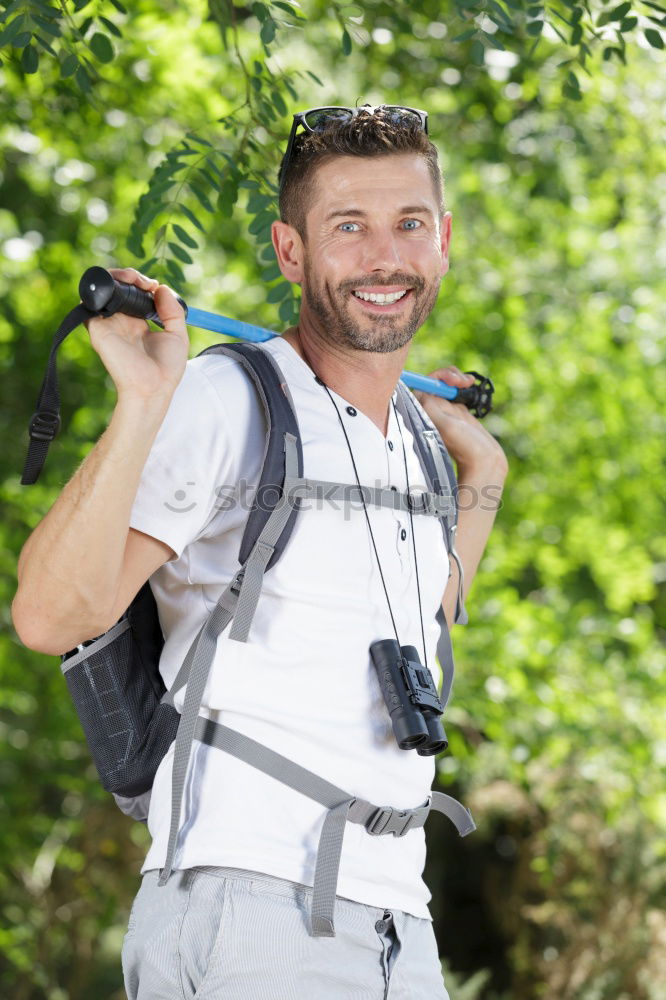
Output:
[194,716,475,937]
[21,303,94,485]
[158,432,300,886]
[434,606,455,708]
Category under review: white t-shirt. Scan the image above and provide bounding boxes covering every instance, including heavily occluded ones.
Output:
[129,335,450,918]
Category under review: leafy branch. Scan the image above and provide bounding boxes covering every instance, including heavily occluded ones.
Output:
[1,0,663,318]
[124,1,318,323]
[0,0,125,92]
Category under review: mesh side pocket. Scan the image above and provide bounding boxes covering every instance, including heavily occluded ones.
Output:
[62,617,179,797]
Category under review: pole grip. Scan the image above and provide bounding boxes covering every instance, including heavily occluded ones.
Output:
[78,267,188,327]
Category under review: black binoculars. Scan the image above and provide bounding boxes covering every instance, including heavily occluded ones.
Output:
[370,639,448,756]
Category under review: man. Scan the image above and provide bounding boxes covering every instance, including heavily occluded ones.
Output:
[13,105,508,998]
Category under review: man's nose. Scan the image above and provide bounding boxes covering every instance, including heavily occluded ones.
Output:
[361,230,403,272]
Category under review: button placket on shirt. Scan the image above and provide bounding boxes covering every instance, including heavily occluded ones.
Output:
[384,412,409,559]
[342,397,410,570]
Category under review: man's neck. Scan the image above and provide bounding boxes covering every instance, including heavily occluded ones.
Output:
[281,322,410,437]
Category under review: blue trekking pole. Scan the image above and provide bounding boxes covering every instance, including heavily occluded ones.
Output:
[174,304,494,414]
[20,267,494,486]
[80,268,493,415]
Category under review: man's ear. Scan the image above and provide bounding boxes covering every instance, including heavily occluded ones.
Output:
[272,220,305,284]
[440,211,452,278]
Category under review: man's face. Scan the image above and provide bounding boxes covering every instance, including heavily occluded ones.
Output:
[298,153,451,354]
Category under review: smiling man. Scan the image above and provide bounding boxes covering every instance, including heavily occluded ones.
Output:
[13,105,507,999]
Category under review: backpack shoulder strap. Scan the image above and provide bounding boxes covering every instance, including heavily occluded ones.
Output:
[395,383,467,708]
[395,383,466,619]
[196,340,303,570]
[395,383,457,524]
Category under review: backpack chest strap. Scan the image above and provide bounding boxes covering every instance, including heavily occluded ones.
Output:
[284,476,455,524]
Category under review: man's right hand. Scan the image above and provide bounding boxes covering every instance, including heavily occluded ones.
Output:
[86,267,189,402]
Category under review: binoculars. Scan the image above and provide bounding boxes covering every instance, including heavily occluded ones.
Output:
[370,639,448,756]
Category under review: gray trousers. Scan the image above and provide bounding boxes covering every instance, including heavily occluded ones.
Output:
[122,866,450,1000]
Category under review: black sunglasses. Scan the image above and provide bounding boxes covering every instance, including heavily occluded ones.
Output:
[278,104,429,193]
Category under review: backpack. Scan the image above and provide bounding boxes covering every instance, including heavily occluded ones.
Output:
[24,338,475,938]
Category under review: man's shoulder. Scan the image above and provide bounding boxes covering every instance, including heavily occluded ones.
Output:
[185,338,294,403]
[184,348,258,406]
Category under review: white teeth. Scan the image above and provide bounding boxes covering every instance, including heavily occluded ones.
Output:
[353,289,407,304]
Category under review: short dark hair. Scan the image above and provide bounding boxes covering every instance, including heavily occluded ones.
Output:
[278,109,445,241]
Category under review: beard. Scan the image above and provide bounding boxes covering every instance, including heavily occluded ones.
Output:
[301,259,441,354]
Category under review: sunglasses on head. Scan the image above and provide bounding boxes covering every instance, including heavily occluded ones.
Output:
[278,104,429,193]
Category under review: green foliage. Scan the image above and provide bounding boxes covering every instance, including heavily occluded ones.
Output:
[1,1,665,998]
[2,0,664,322]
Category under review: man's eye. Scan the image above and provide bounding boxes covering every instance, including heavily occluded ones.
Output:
[403,219,422,230]
[339,222,361,232]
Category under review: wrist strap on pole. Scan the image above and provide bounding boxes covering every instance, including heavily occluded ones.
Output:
[21,303,93,485]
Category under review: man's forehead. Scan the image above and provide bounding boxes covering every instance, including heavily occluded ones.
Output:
[310,153,437,214]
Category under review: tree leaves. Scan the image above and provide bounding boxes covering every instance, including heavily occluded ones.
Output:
[60,52,78,77]
[644,26,665,46]
[179,204,205,233]
[20,42,38,73]
[88,32,113,63]
[0,3,123,82]
[0,0,653,108]
[0,0,654,319]
[168,240,193,265]
[260,16,276,45]
[218,176,239,217]
[266,279,290,303]
[172,224,198,249]
[562,68,582,100]
[453,28,478,41]
[471,38,485,64]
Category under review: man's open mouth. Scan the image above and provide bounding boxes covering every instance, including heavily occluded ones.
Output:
[351,288,413,308]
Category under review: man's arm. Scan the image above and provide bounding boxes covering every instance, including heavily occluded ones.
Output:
[414,366,508,628]
[12,269,188,655]
[441,457,507,627]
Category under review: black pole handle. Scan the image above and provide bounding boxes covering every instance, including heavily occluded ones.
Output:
[78,267,188,327]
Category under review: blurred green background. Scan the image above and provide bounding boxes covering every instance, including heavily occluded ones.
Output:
[1,2,665,997]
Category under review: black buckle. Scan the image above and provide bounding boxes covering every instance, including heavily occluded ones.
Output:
[366,807,415,837]
[29,411,61,442]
